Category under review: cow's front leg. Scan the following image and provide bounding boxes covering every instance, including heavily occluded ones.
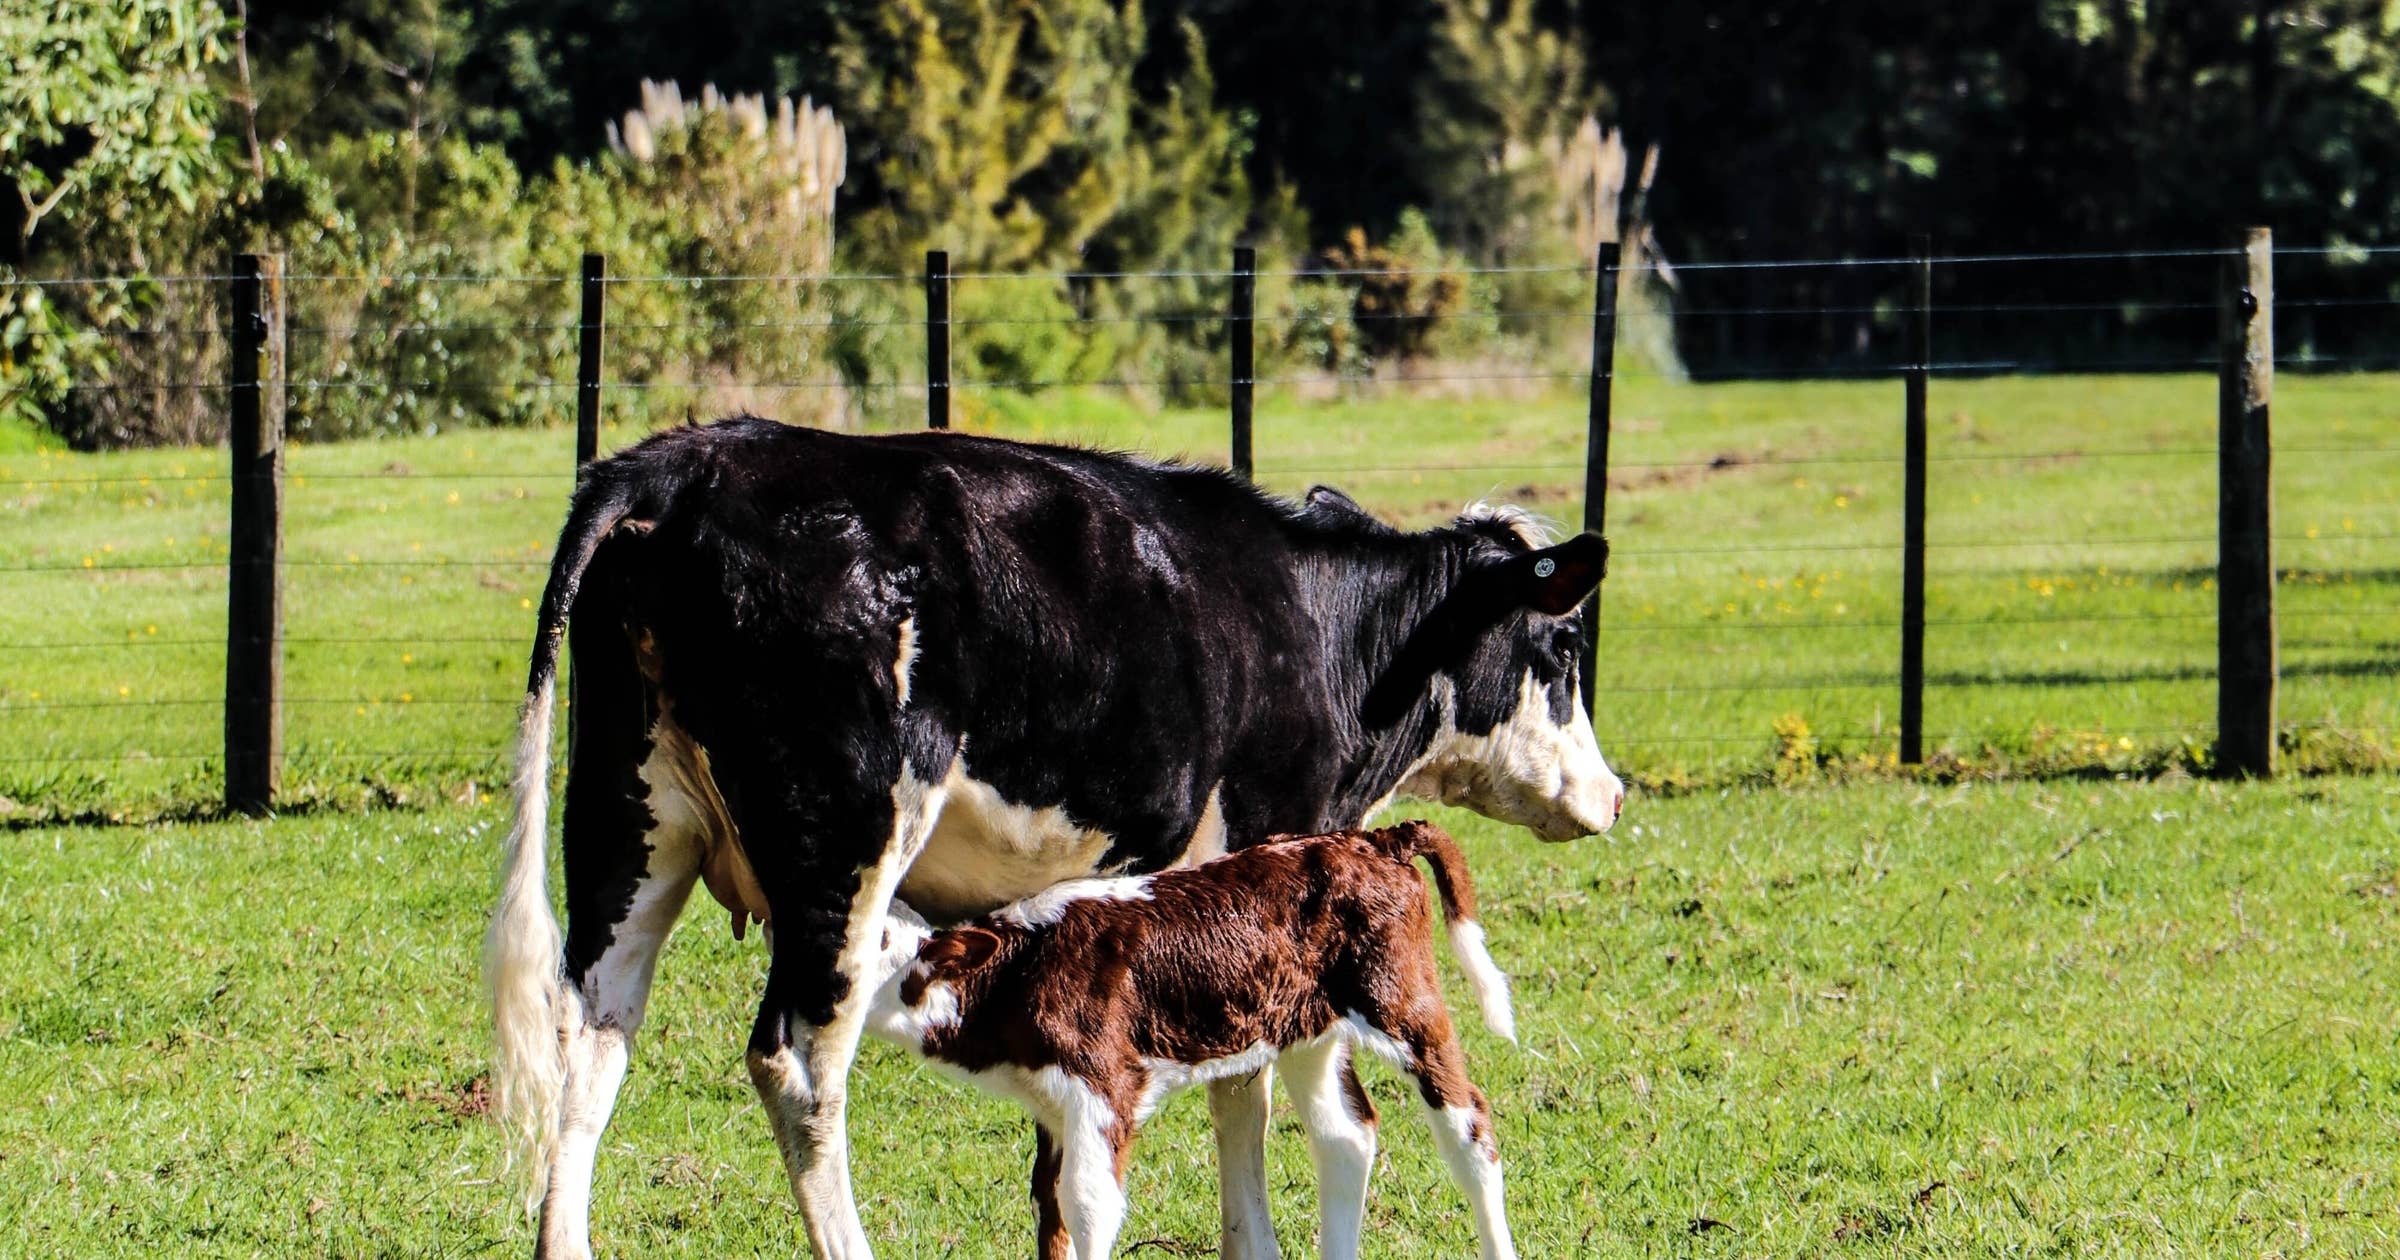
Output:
[1208,1068,1283,1260]
[745,764,948,1260]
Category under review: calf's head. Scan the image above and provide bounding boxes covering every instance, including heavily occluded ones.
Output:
[1369,511,1624,841]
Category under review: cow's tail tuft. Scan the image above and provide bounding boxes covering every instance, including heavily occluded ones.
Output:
[483,469,639,1212]
[1372,820,1516,1043]
[485,674,571,1211]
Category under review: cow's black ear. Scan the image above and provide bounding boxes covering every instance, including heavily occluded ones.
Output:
[1502,533,1609,616]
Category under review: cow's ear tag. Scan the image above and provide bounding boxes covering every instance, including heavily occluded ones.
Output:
[1518,533,1609,616]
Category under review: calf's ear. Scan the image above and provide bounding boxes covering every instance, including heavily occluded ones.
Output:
[1502,533,1609,616]
[921,926,1003,974]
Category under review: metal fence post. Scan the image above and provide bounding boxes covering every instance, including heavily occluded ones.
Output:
[926,250,951,430]
[1580,239,1622,716]
[225,253,286,816]
[1230,246,1256,479]
[2218,227,2276,777]
[575,253,606,465]
[1900,236,1931,764]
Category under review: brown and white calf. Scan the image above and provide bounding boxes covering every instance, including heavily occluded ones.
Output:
[864,821,1519,1260]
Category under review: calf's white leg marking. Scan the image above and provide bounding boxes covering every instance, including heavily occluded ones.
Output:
[1279,1039,1377,1260]
[1423,1103,1517,1260]
[1046,1070,1128,1260]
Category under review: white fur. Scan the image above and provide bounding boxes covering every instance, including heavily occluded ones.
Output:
[1446,921,1517,1042]
[538,1026,627,1256]
[1279,1038,1378,1260]
[484,677,567,1211]
[1426,1104,1517,1260]
[1340,1013,1419,1072]
[1138,1041,1279,1120]
[534,717,707,1258]
[1401,670,1622,840]
[897,761,1126,921]
[991,874,1155,929]
[750,759,952,1260]
[1209,1070,1281,1260]
[1177,784,1229,867]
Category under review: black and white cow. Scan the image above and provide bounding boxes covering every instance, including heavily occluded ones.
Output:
[485,417,1621,1259]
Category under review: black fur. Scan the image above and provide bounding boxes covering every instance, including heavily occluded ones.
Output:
[527,418,1605,1041]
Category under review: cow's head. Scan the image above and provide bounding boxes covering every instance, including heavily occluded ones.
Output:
[1369,506,1624,840]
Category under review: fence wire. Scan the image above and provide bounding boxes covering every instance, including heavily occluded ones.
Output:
[4,244,2396,813]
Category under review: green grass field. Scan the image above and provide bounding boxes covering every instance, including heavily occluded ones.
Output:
[1,373,2393,820]
[3,378,2396,1255]
[4,779,2396,1256]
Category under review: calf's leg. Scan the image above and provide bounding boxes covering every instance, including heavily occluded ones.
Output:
[1053,1096,1131,1260]
[1388,1031,1515,1260]
[1031,1126,1070,1260]
[1278,1040,1378,1260]
[1207,1069,1282,1260]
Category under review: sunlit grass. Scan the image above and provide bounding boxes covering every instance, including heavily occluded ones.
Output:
[3,779,2395,1255]
[0,373,2393,819]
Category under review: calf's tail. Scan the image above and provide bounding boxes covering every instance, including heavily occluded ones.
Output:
[1372,820,1516,1043]
[483,469,641,1211]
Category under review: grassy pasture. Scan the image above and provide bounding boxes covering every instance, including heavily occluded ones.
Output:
[3,779,2396,1256]
[0,372,2393,819]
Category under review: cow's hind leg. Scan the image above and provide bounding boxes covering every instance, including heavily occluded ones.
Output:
[742,758,948,1260]
[1279,1039,1378,1260]
[1208,1068,1283,1260]
[538,642,704,1257]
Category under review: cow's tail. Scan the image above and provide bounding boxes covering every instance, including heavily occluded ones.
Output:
[484,470,641,1211]
[1372,820,1516,1043]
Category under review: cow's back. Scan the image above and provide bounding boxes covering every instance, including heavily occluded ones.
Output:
[587,422,1344,915]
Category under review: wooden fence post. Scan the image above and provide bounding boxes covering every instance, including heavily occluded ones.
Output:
[1580,239,1622,716]
[1230,246,1255,479]
[225,253,285,816]
[1900,236,1931,764]
[926,250,951,430]
[2218,227,2276,777]
[575,253,605,466]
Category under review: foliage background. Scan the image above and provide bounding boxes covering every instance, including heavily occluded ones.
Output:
[9,1,2400,445]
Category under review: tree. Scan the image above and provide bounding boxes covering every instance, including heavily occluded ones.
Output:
[0,0,228,259]
[1412,0,1603,261]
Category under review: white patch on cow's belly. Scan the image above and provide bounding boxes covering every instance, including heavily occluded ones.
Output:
[895,766,1125,922]
[1179,784,1228,866]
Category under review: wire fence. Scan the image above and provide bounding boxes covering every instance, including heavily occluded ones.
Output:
[3,237,2396,818]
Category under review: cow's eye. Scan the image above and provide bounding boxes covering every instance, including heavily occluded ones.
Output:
[1550,625,1580,662]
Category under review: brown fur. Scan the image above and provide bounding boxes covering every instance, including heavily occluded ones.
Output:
[875,821,1516,1259]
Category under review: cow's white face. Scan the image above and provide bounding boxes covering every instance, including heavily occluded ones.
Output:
[1376,514,1623,840]
[1402,671,1624,841]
